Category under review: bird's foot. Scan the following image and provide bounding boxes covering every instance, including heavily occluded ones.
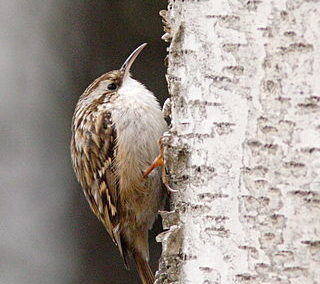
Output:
[143,135,178,193]
[143,153,164,178]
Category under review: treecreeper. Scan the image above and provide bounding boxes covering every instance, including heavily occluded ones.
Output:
[71,43,167,284]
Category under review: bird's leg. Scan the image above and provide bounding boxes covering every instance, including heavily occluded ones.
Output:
[143,136,177,193]
[143,140,165,178]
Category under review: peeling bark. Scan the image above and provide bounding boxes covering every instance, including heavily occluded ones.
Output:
[157,1,320,283]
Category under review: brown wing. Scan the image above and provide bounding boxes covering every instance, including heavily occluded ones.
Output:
[71,108,129,267]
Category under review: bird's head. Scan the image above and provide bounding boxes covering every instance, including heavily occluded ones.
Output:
[81,43,147,99]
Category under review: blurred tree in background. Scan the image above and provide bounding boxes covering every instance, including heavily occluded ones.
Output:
[0,1,167,283]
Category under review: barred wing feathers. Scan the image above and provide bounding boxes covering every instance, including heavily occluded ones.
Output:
[71,108,129,267]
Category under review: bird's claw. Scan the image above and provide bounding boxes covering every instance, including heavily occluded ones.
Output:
[143,135,177,194]
[164,183,178,193]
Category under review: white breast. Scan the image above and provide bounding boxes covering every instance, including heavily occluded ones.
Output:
[109,77,167,228]
[112,77,167,167]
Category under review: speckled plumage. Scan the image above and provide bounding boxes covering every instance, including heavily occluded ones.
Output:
[70,45,167,284]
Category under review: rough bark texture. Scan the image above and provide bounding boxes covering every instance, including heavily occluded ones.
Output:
[156,1,320,283]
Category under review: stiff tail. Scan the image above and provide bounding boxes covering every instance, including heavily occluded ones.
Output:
[133,252,155,284]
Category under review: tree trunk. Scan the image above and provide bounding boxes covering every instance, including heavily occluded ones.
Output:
[157,1,320,283]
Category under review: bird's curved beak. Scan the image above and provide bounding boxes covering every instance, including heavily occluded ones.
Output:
[120,43,147,81]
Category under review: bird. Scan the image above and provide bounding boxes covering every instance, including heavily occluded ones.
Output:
[70,43,167,284]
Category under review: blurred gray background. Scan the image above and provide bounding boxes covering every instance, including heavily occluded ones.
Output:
[0,1,167,283]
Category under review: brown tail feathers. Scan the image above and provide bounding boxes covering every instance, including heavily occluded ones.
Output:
[133,252,155,284]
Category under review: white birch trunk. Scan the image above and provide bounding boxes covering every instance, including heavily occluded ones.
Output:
[157,1,320,283]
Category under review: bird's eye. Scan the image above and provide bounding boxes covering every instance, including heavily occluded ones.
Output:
[107,83,117,91]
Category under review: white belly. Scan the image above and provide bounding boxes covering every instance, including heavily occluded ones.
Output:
[109,78,167,227]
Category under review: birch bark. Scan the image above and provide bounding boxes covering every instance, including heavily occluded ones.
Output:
[157,1,320,283]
